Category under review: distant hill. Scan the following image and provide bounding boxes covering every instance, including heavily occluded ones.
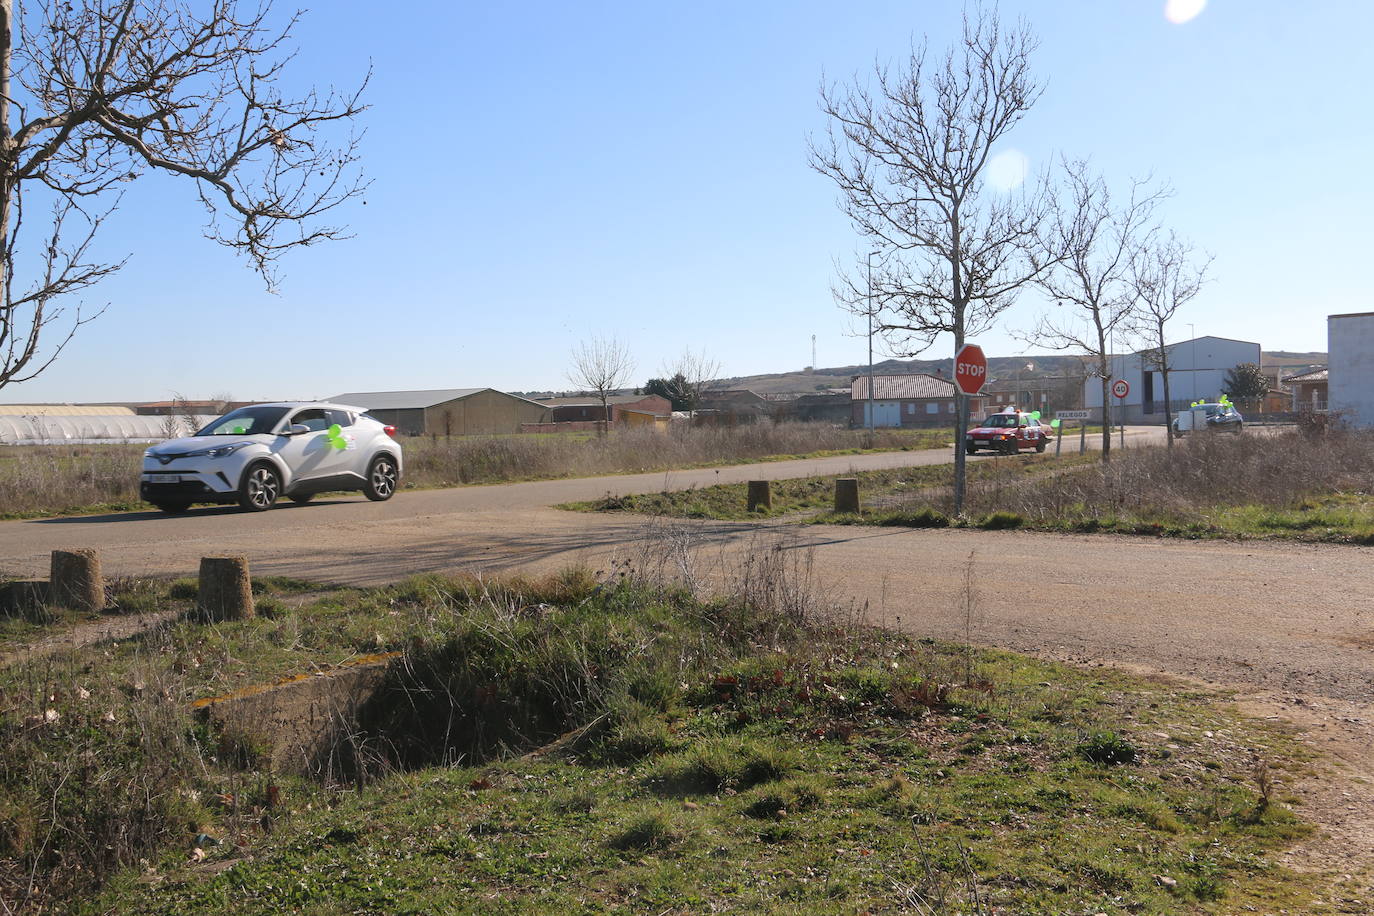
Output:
[716,351,1325,397]
[515,349,1327,402]
[714,355,1091,397]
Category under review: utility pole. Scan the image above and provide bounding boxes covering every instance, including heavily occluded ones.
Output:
[866,251,879,434]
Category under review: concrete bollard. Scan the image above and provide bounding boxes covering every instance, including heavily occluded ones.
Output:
[198,556,255,621]
[50,548,104,612]
[834,478,860,514]
[746,480,772,512]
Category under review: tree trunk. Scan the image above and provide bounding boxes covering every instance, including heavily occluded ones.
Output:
[0,0,12,312]
[50,548,104,612]
[953,391,968,513]
[1100,375,1112,462]
[1160,335,1174,448]
[198,556,255,621]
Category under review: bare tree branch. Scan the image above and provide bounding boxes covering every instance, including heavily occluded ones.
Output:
[567,337,636,437]
[658,347,721,416]
[1124,232,1212,447]
[0,0,368,392]
[1028,158,1170,461]
[809,3,1049,512]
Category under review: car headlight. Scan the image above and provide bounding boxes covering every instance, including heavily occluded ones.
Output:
[186,442,252,459]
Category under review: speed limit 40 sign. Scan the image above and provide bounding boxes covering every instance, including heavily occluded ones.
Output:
[1111,378,1130,399]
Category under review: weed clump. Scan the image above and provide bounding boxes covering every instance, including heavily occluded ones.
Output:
[609,809,679,851]
[876,507,949,528]
[977,510,1025,530]
[1077,731,1138,766]
[647,737,798,796]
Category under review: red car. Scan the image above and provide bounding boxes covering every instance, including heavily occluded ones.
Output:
[966,410,1049,455]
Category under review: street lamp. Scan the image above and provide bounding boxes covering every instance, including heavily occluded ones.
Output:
[867,250,880,433]
[1188,322,1196,403]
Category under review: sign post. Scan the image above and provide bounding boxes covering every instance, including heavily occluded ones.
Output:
[1112,379,1130,450]
[1055,410,1091,458]
[953,344,988,397]
[951,344,987,517]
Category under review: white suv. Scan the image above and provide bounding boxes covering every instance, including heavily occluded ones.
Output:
[141,402,403,513]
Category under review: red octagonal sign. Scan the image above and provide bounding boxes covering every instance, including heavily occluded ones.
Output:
[953,343,987,395]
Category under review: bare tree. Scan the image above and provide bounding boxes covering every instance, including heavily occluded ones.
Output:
[810,5,1051,514]
[1126,233,1210,447]
[659,347,721,417]
[0,0,368,393]
[1030,160,1168,462]
[567,336,636,436]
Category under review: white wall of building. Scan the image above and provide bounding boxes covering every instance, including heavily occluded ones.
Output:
[861,401,903,427]
[1328,313,1374,427]
[1082,336,1261,422]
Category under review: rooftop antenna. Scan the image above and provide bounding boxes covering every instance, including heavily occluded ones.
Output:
[811,334,817,370]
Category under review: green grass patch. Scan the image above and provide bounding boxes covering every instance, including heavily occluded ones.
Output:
[0,573,1326,914]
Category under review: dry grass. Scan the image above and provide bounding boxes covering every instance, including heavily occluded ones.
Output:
[401,422,944,487]
[892,428,1374,537]
[0,444,146,518]
[0,424,945,518]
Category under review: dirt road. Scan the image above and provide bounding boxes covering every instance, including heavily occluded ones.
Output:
[1,428,1368,874]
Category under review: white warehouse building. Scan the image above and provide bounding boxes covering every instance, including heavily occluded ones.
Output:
[1083,335,1262,425]
[1328,312,1374,427]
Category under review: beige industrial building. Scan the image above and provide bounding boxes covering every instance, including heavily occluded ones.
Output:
[329,388,550,436]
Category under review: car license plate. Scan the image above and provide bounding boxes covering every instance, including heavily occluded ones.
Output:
[148,474,181,483]
[974,439,989,445]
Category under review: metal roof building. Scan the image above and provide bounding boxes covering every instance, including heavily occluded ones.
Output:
[329,388,550,436]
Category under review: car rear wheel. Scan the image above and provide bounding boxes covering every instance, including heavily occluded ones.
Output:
[364,454,398,501]
[238,463,281,511]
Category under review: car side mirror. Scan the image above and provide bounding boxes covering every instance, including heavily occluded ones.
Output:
[284,423,311,436]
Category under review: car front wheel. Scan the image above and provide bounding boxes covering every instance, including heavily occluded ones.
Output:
[239,463,281,511]
[364,454,398,501]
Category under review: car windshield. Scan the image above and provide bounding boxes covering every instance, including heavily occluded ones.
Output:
[197,406,290,436]
[981,414,1020,428]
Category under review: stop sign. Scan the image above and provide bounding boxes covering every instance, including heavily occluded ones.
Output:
[953,343,987,395]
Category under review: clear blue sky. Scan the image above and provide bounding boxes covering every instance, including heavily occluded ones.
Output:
[4,0,1363,404]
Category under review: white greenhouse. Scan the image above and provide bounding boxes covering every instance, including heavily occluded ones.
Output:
[0,414,217,445]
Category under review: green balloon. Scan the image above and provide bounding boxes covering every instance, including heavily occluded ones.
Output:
[1050,418,1060,428]
[232,425,246,434]
[1030,410,1041,420]
[330,435,346,450]
[328,423,342,437]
